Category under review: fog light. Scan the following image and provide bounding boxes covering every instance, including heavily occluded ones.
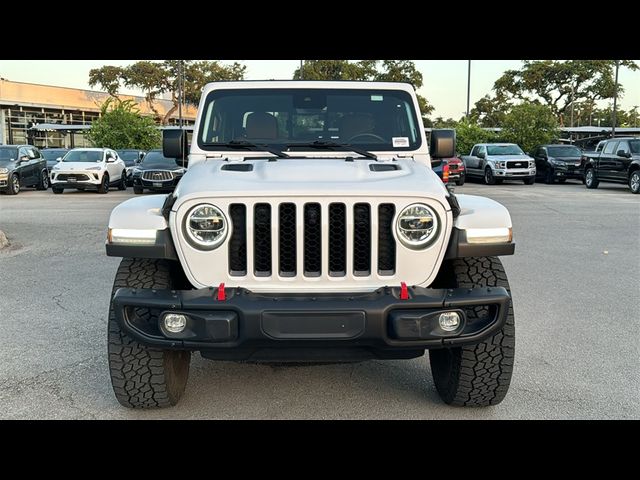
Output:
[164,313,187,333]
[438,312,460,331]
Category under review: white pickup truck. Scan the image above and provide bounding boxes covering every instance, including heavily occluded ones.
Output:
[462,143,536,185]
[105,81,516,409]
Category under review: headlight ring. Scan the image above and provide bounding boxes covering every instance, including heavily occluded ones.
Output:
[396,203,440,250]
[183,203,228,250]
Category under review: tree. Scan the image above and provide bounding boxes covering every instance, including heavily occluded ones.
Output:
[293,60,434,120]
[492,60,638,119]
[89,60,246,125]
[454,119,497,156]
[500,103,559,154]
[86,98,160,150]
[469,93,511,127]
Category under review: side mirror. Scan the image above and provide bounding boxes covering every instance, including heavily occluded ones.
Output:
[56,157,62,162]
[139,152,145,160]
[106,156,115,163]
[430,129,456,160]
[163,129,187,166]
[617,150,630,158]
[477,151,486,159]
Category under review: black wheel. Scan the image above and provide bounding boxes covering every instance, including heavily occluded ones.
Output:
[544,167,555,184]
[629,171,640,194]
[557,178,567,183]
[52,186,64,194]
[36,169,49,190]
[484,167,496,185]
[585,168,599,189]
[108,258,191,408]
[455,174,465,186]
[133,186,144,194]
[7,174,20,195]
[523,176,535,185]
[98,174,109,194]
[430,257,515,407]
[118,175,127,190]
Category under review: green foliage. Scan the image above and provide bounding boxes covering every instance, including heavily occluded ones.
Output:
[88,60,246,124]
[293,60,434,119]
[454,119,497,156]
[470,93,511,127]
[500,103,559,154]
[86,98,160,150]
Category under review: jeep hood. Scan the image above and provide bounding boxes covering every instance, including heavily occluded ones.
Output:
[174,158,449,201]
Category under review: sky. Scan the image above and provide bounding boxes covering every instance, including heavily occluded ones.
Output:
[1,60,638,119]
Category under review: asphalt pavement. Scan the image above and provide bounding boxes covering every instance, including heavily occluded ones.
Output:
[0,179,638,419]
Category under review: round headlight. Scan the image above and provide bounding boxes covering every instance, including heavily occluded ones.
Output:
[184,204,228,250]
[396,203,439,249]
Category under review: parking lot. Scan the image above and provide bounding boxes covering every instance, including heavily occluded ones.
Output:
[0,180,638,419]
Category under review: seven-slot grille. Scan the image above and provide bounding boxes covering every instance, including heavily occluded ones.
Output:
[142,170,173,181]
[228,202,397,279]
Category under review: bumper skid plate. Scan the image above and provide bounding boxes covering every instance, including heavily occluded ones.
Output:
[112,285,511,360]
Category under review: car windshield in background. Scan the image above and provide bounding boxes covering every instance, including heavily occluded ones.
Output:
[547,146,581,157]
[141,151,176,167]
[630,140,640,154]
[117,151,140,165]
[487,145,525,155]
[63,150,103,162]
[41,149,68,161]
[0,147,18,161]
[197,88,421,152]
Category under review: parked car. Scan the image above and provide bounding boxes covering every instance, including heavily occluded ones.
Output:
[41,148,70,175]
[532,144,583,184]
[433,157,465,186]
[0,145,49,195]
[581,137,640,194]
[105,81,517,409]
[50,148,127,194]
[130,149,185,194]
[116,149,146,186]
[461,143,535,185]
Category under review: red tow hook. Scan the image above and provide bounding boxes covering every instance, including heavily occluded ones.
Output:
[400,282,409,300]
[217,282,226,301]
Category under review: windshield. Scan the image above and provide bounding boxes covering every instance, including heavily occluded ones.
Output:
[198,88,421,153]
[487,145,525,155]
[630,140,640,154]
[41,149,68,161]
[63,150,103,162]
[547,146,581,157]
[117,150,141,166]
[141,151,178,167]
[0,147,18,161]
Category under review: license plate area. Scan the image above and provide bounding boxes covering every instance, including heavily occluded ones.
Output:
[153,182,163,187]
[261,311,366,339]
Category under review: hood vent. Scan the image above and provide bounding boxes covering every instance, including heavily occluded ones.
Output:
[222,163,253,172]
[369,164,398,172]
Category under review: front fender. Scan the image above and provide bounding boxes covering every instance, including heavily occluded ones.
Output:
[445,194,514,258]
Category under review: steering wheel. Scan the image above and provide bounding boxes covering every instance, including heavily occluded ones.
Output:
[347,133,386,143]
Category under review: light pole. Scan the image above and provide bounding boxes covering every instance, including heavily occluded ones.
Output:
[466,60,471,120]
[178,59,184,128]
[612,60,619,138]
[300,60,303,80]
[570,83,575,128]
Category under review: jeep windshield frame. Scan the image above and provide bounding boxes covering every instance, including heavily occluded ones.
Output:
[196,88,422,154]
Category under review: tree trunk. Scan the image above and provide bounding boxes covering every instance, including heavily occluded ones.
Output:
[161,91,179,126]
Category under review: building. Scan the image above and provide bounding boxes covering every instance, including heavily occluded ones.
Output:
[0,79,197,148]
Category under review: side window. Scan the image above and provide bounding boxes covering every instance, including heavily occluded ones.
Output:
[536,147,545,157]
[616,141,630,155]
[18,147,29,159]
[603,141,617,155]
[27,148,38,159]
[471,146,479,156]
[478,146,486,156]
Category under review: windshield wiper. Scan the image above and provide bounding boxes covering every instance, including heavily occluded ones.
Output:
[203,140,289,158]
[286,141,378,160]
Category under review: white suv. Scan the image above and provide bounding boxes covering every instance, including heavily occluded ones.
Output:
[51,148,127,194]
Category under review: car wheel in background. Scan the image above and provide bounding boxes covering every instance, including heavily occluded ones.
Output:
[118,175,127,190]
[484,167,496,185]
[7,174,20,195]
[557,178,567,183]
[36,169,49,190]
[456,174,465,186]
[523,177,535,185]
[630,171,640,194]
[585,168,599,189]
[52,186,64,194]
[98,174,109,194]
[545,168,555,184]
[133,186,144,194]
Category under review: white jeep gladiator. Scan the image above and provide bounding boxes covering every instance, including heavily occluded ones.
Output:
[105,81,516,408]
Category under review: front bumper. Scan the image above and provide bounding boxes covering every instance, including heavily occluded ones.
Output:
[494,168,536,178]
[51,171,101,188]
[112,285,511,361]
[551,166,582,180]
[133,176,181,190]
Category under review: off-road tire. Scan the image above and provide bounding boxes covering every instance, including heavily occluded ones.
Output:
[133,186,144,194]
[430,257,515,407]
[107,258,191,408]
[36,169,49,190]
[98,174,109,194]
[585,167,599,189]
[484,167,496,185]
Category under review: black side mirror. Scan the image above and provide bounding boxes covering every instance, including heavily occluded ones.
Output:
[477,151,486,159]
[163,129,187,167]
[617,150,631,158]
[430,129,456,160]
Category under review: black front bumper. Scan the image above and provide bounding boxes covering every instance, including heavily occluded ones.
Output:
[133,177,181,190]
[112,285,511,361]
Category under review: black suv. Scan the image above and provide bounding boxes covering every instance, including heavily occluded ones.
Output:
[532,144,583,184]
[116,149,146,186]
[41,148,70,175]
[130,149,185,194]
[0,145,49,195]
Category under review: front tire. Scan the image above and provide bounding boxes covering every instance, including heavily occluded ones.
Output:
[118,175,127,190]
[108,258,191,408]
[7,174,20,195]
[629,171,640,194]
[36,169,49,190]
[544,167,555,184]
[484,167,496,185]
[98,174,109,194]
[585,168,599,189]
[523,176,535,185]
[133,186,144,194]
[52,186,64,194]
[429,257,515,407]
[456,174,465,186]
